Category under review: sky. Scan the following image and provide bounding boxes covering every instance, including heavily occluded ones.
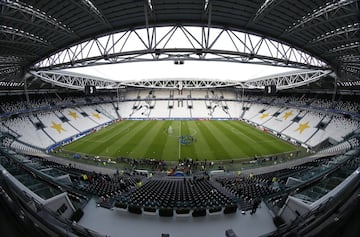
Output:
[58,25,312,82]
[66,61,298,82]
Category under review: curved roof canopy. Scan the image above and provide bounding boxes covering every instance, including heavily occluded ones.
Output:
[0,0,359,87]
[30,68,332,90]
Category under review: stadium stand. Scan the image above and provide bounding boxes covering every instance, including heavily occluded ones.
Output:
[1,1,359,237]
[1,122,359,236]
[3,116,54,149]
[122,176,236,210]
[1,92,360,153]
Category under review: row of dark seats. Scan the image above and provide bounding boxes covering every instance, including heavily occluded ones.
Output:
[216,176,275,210]
[253,157,332,184]
[80,175,139,198]
[121,177,237,209]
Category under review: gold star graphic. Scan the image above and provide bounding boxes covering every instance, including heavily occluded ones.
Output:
[282,111,293,120]
[260,113,269,119]
[92,113,101,119]
[295,121,310,134]
[51,121,66,134]
[68,111,78,120]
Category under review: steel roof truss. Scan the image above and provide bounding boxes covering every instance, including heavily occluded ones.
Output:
[33,25,328,70]
[29,68,331,91]
[244,69,332,90]
[287,0,358,33]
[0,0,72,33]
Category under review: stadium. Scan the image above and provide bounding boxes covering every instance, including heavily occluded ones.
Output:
[0,1,359,237]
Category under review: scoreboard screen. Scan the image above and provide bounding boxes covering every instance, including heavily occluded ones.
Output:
[264,85,276,94]
[84,85,96,95]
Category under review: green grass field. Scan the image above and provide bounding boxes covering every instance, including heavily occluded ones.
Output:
[62,120,297,161]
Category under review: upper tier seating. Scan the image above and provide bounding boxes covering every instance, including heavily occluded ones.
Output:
[3,116,54,149]
[1,104,116,150]
[262,108,301,132]
[37,111,79,142]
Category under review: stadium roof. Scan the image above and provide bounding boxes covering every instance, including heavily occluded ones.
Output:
[0,0,359,90]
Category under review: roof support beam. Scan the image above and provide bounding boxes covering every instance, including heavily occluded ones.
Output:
[287,0,358,33]
[0,0,73,33]
[338,55,360,62]
[0,39,51,48]
[29,69,331,91]
[32,25,328,70]
[244,69,332,90]
[0,45,39,58]
[70,0,112,29]
[309,23,360,45]
[0,25,50,45]
[253,0,285,22]
[327,42,360,54]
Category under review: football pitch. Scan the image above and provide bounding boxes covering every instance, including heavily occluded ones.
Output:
[63,120,297,161]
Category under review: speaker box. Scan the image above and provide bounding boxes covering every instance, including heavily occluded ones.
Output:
[225,229,237,237]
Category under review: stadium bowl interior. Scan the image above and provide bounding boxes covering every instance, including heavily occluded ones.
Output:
[0,1,359,237]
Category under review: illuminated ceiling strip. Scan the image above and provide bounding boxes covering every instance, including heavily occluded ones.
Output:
[204,0,209,11]
[32,25,328,70]
[341,66,360,74]
[0,25,49,45]
[338,55,360,62]
[254,0,278,21]
[148,0,153,11]
[287,0,357,33]
[0,65,21,79]
[0,65,21,73]
[72,0,110,27]
[0,81,24,86]
[328,42,360,53]
[0,0,72,33]
[0,56,24,63]
[81,0,103,18]
[310,23,360,44]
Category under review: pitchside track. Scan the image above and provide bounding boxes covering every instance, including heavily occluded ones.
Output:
[63,120,297,161]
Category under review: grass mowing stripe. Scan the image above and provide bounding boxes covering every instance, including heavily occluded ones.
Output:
[183,121,215,160]
[102,121,155,157]
[126,120,158,158]
[228,121,267,143]
[226,121,276,156]
[206,121,246,156]
[161,120,182,160]
[65,120,134,152]
[227,121,259,143]
[196,121,233,160]
[142,121,170,159]
[234,120,296,151]
[180,120,198,159]
[228,120,295,154]
[225,121,271,156]
[211,121,257,157]
[89,121,145,156]
[81,121,139,154]
[61,120,298,161]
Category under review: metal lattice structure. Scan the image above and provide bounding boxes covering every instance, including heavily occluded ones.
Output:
[32,25,327,70]
[0,0,359,89]
[244,69,333,90]
[30,69,331,91]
